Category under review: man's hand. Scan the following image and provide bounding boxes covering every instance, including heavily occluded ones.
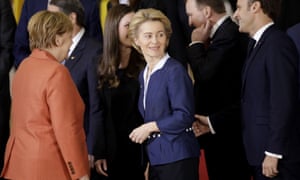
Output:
[95,159,108,177]
[262,155,279,178]
[191,19,212,43]
[192,114,210,137]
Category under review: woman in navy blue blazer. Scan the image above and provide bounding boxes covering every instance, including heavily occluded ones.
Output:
[128,8,200,180]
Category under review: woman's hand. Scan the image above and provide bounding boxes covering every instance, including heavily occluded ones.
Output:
[129,122,159,144]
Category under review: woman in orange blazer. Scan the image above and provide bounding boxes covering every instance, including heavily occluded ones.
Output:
[1,11,90,180]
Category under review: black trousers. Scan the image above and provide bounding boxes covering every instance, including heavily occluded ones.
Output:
[149,158,199,180]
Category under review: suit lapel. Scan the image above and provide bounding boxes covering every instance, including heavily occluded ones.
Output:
[65,34,87,70]
[241,25,274,94]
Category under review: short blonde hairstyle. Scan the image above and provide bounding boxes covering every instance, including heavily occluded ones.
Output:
[27,10,73,50]
[128,8,172,53]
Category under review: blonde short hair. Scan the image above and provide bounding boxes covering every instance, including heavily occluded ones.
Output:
[27,10,73,50]
[128,8,172,53]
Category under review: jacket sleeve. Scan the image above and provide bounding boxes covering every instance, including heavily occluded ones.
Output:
[47,66,89,179]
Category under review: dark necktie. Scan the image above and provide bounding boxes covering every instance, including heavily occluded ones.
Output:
[247,38,256,58]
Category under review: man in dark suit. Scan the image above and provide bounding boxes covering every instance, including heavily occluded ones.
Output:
[233,0,300,179]
[13,0,102,68]
[48,0,103,175]
[0,0,16,177]
[185,0,251,179]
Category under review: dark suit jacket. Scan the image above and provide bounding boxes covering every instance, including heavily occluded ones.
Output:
[13,0,102,68]
[138,57,200,165]
[138,0,192,67]
[187,17,250,179]
[242,25,300,166]
[65,32,103,155]
[0,0,16,172]
[188,17,247,132]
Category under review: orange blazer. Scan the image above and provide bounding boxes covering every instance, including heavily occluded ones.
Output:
[1,49,89,180]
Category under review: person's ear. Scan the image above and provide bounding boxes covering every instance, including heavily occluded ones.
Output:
[204,6,212,18]
[69,12,77,25]
[134,38,139,47]
[55,35,62,46]
[251,1,260,13]
[165,39,170,50]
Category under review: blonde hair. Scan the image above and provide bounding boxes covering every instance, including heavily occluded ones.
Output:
[128,8,172,53]
[27,10,73,50]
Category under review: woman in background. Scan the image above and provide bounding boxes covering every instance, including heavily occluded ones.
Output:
[0,11,89,180]
[93,4,147,180]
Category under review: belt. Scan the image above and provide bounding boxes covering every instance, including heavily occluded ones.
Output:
[147,127,193,140]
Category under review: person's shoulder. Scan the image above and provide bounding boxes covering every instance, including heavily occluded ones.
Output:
[220,17,239,29]
[287,22,300,35]
[166,57,182,66]
[165,57,187,72]
[83,34,103,51]
[262,25,289,42]
[216,17,241,39]
[264,26,298,54]
[81,33,101,45]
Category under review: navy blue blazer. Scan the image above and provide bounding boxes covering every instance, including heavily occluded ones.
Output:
[241,25,300,165]
[138,57,200,165]
[13,0,102,68]
[65,33,103,154]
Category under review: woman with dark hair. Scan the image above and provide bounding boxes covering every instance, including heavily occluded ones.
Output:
[93,4,146,180]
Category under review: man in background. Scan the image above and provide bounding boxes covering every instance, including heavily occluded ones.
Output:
[185,0,251,179]
[0,0,16,178]
[13,0,102,68]
[47,0,103,175]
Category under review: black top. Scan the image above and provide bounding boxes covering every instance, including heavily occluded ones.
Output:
[95,65,147,179]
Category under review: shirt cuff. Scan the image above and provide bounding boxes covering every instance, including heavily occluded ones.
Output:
[207,116,216,134]
[189,41,203,47]
[265,151,283,159]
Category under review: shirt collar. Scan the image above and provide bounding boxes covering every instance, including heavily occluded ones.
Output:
[252,22,274,43]
[210,15,229,38]
[68,28,85,57]
[119,0,129,5]
[144,53,169,79]
[152,53,169,72]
